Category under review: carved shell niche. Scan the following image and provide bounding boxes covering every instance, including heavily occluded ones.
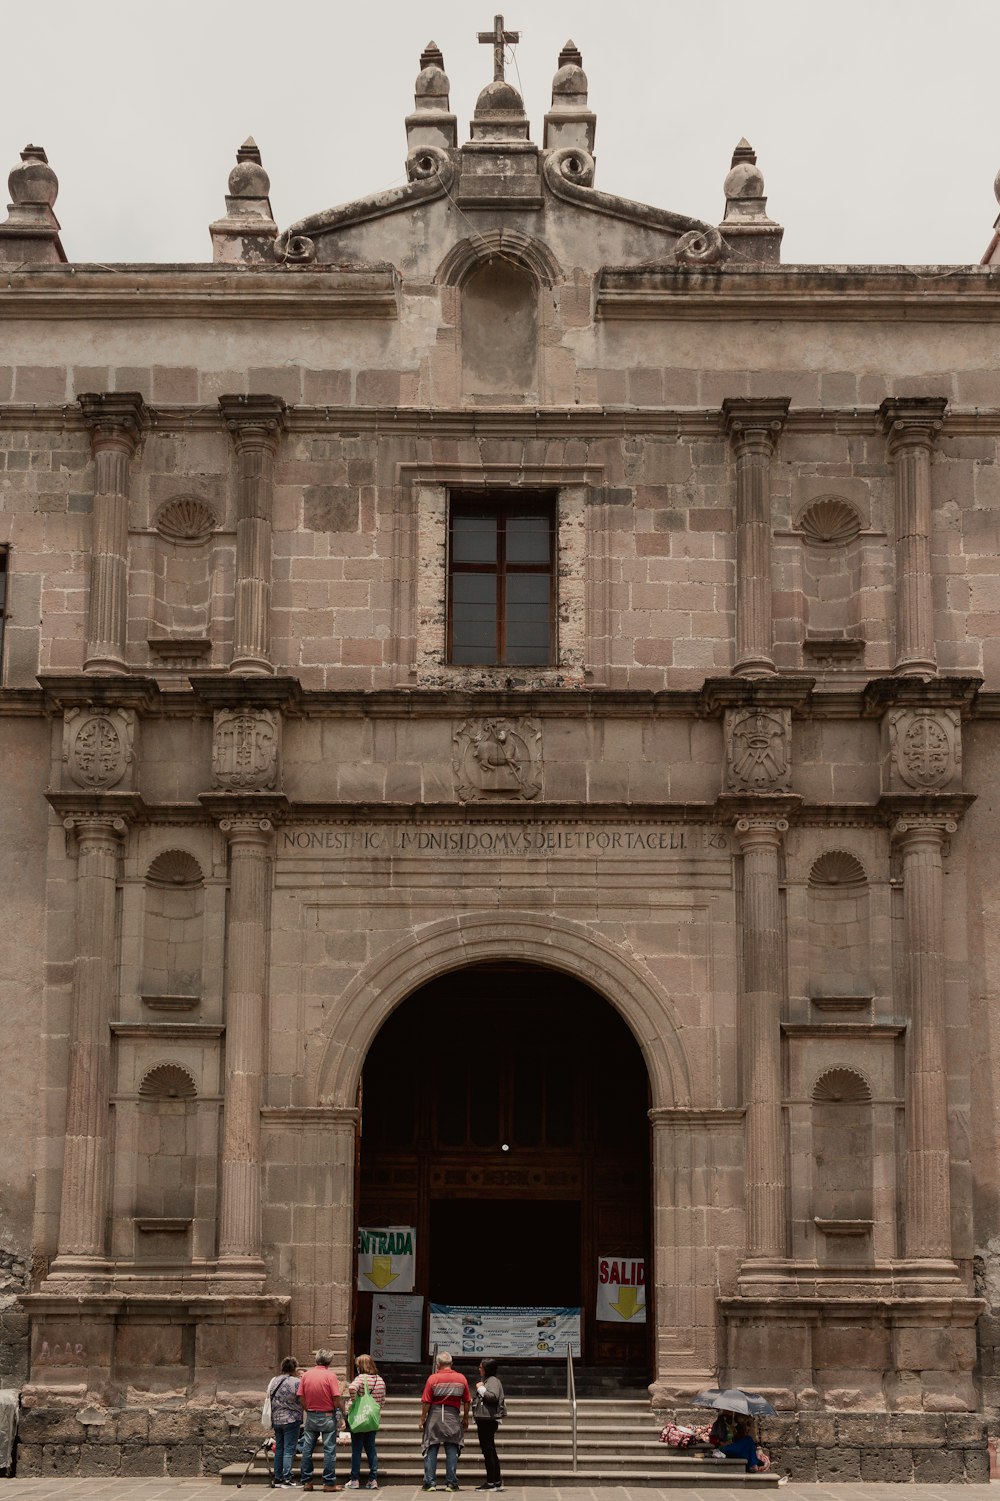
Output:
[808,850,867,887]
[145,848,204,887]
[812,1067,872,1104]
[139,1063,197,1100]
[797,497,862,544]
[154,496,219,545]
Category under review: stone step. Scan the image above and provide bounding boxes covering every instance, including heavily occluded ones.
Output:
[220,1459,780,1489]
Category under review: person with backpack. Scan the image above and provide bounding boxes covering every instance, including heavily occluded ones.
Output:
[471,1359,506,1492]
[264,1356,302,1489]
[345,1354,387,1490]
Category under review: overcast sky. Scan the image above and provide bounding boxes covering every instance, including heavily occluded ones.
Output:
[2,0,997,267]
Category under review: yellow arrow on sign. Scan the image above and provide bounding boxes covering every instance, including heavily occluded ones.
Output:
[364,1255,399,1290]
[610,1286,645,1320]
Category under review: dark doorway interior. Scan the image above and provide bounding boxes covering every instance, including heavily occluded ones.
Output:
[355,963,650,1370]
[429,1199,581,1305]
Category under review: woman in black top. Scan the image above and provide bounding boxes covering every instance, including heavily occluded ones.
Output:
[472,1359,505,1492]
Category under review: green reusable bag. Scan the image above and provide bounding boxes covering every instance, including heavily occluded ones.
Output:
[348,1378,381,1434]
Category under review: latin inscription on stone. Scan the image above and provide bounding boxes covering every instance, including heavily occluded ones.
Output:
[281,824,730,856]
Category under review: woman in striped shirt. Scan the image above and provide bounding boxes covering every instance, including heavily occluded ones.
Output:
[345,1355,387,1489]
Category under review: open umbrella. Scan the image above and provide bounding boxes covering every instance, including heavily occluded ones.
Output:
[692,1387,777,1418]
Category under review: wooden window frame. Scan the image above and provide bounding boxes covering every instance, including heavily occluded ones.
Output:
[447,491,556,667]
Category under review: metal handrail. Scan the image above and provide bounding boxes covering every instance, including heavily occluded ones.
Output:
[566,1344,578,1474]
[430,1341,438,1375]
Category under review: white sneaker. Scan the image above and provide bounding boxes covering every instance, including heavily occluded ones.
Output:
[345,1484,361,1490]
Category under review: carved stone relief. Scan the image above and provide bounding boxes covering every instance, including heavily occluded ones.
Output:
[453,717,541,801]
[724,707,791,793]
[211,709,280,792]
[884,708,961,794]
[63,708,136,790]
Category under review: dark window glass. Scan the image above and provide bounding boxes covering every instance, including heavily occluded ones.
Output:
[449,496,554,666]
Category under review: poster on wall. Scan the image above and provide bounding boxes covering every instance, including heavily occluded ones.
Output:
[596,1255,646,1323]
[429,1305,581,1359]
[357,1225,416,1293]
[371,1293,423,1362]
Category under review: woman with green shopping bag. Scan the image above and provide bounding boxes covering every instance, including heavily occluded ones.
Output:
[345,1355,386,1490]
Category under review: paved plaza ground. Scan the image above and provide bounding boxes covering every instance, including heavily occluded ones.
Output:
[0,1485,996,1501]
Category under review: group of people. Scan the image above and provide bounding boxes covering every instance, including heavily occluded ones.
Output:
[660,1410,776,1475]
[265,1349,506,1493]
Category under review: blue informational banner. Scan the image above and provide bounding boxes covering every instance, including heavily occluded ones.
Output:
[428,1305,582,1359]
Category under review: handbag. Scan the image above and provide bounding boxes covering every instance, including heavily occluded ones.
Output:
[261,1376,278,1431]
[348,1377,381,1434]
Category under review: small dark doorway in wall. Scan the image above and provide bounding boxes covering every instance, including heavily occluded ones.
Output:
[355,964,651,1373]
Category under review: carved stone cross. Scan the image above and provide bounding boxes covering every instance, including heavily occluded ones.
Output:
[478,13,519,82]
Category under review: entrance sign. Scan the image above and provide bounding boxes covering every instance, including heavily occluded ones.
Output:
[371,1293,423,1362]
[596,1256,646,1323]
[357,1225,416,1293]
[429,1305,581,1359]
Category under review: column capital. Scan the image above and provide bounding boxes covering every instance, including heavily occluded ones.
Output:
[722,396,790,450]
[61,811,129,854]
[879,396,948,454]
[218,813,277,848]
[891,812,958,848]
[733,814,789,851]
[218,393,288,450]
[78,392,149,454]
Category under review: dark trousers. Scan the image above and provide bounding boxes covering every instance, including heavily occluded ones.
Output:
[476,1418,501,1485]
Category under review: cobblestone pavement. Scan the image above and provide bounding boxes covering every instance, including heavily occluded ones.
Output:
[0,1486,996,1500]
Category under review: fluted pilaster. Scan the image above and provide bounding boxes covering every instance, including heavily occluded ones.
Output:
[217,814,275,1268]
[80,394,147,675]
[893,814,956,1259]
[219,395,287,676]
[53,813,128,1266]
[735,815,788,1259]
[880,398,946,677]
[723,398,789,677]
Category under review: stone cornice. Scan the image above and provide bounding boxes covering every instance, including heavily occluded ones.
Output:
[188,674,302,712]
[597,265,1000,321]
[701,677,814,715]
[862,675,983,718]
[198,791,290,823]
[38,673,161,713]
[0,266,399,319]
[46,790,147,822]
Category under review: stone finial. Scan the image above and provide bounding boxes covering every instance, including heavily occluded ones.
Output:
[406,40,458,152]
[0,144,66,264]
[718,138,783,265]
[209,138,278,266]
[982,166,1000,266]
[544,39,596,156]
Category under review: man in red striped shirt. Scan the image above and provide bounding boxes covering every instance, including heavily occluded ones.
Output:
[299,1350,348,1493]
[420,1351,471,1491]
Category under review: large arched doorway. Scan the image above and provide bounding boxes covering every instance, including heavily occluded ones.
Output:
[354,962,651,1375]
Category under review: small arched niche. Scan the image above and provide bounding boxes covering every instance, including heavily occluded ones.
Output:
[807,851,872,1001]
[141,849,205,1004]
[134,1063,198,1228]
[138,1063,197,1101]
[461,259,539,401]
[811,1067,874,1259]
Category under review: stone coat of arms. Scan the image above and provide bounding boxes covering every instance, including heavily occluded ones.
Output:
[63,708,135,790]
[212,709,280,791]
[885,708,960,793]
[724,708,792,793]
[453,717,542,801]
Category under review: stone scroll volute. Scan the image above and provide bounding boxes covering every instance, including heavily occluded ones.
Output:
[62,707,136,790]
[211,708,281,792]
[884,708,961,794]
[453,717,542,801]
[724,707,792,794]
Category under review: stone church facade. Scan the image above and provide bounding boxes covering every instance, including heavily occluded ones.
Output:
[2,22,1000,1480]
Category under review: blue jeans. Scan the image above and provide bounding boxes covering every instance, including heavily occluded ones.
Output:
[424,1440,460,1488]
[301,1411,339,1487]
[273,1421,301,1484]
[351,1428,378,1481]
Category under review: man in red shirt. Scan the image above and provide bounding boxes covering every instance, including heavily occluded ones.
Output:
[299,1350,348,1493]
[420,1351,471,1491]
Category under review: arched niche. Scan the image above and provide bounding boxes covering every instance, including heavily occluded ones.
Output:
[461,258,539,401]
[811,1067,874,1262]
[796,497,866,664]
[140,849,205,1003]
[807,850,872,1000]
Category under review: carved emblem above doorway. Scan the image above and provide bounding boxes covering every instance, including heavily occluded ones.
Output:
[212,708,280,791]
[453,717,542,801]
[724,707,792,793]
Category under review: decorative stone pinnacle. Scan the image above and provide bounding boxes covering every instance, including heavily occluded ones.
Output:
[237,137,262,165]
[559,40,583,67]
[420,40,445,70]
[731,138,757,167]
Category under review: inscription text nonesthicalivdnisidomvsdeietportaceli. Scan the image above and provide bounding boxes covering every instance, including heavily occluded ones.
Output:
[281,826,730,856]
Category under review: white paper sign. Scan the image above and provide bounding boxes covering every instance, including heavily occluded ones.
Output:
[596,1255,646,1323]
[371,1293,423,1362]
[357,1225,416,1293]
[429,1305,581,1359]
